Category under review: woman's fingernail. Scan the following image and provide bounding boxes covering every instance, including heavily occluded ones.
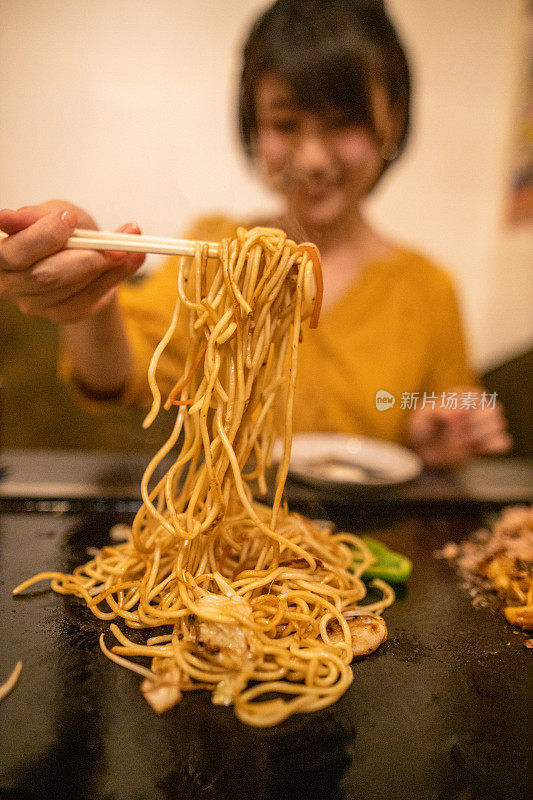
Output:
[118,222,140,233]
[60,209,77,227]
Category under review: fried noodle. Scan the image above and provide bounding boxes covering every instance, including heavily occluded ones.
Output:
[14,226,393,726]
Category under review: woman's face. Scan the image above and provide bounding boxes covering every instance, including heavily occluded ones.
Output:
[254,74,391,232]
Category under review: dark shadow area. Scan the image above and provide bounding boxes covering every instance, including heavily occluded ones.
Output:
[482,346,533,457]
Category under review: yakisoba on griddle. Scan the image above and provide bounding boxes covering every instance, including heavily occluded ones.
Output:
[14,226,394,727]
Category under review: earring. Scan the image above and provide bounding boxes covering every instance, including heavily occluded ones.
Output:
[380,141,399,162]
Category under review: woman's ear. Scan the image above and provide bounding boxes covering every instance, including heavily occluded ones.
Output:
[371,84,401,160]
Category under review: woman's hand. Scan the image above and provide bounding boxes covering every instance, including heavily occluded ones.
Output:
[408,389,512,467]
[0,200,145,324]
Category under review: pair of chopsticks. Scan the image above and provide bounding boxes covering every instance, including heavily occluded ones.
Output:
[0,228,220,259]
[65,228,220,259]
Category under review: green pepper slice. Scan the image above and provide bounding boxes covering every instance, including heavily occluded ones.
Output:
[351,536,412,583]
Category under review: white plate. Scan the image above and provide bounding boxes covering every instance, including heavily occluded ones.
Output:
[272,433,423,490]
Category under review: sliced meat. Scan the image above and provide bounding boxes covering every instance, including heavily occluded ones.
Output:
[141,656,195,714]
[327,614,387,657]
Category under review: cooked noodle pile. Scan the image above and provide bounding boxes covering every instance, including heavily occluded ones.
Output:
[14,227,394,726]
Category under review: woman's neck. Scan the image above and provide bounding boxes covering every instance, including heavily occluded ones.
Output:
[273,209,395,311]
[275,206,365,251]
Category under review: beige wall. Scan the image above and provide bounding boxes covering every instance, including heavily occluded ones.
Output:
[1,0,531,369]
[374,0,533,370]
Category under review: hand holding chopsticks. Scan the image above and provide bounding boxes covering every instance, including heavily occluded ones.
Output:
[0,204,320,327]
[0,205,151,324]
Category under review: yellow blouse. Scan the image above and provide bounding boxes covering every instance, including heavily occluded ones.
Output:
[115,215,475,445]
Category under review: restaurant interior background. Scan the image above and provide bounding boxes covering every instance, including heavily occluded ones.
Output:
[0,0,531,453]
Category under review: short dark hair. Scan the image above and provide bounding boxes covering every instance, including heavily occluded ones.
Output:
[239,0,411,174]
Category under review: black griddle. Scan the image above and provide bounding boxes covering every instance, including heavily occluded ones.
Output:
[0,504,531,800]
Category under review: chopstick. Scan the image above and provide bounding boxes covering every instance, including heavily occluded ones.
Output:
[0,228,220,259]
[66,229,220,258]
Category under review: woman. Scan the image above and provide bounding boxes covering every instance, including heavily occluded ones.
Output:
[0,0,510,465]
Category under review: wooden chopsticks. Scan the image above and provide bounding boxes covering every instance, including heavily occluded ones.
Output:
[65,229,220,258]
[0,228,219,259]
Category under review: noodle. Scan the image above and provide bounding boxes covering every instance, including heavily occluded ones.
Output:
[0,661,22,702]
[13,226,393,726]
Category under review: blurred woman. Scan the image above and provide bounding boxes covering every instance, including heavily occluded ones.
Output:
[0,0,510,465]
